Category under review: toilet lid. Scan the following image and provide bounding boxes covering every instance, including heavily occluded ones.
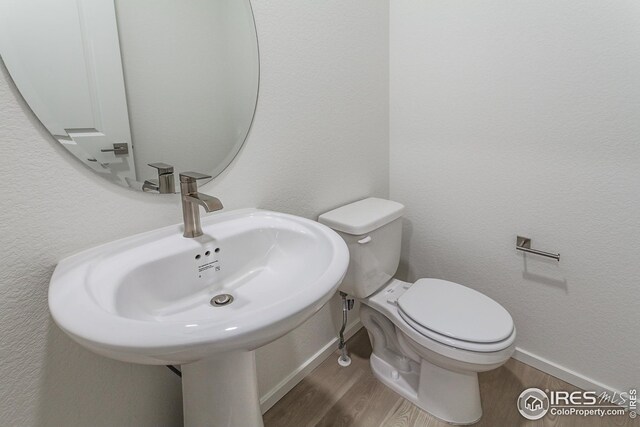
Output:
[396,279,514,344]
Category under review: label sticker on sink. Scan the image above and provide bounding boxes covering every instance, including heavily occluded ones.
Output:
[198,260,220,273]
[194,247,222,279]
[197,259,221,279]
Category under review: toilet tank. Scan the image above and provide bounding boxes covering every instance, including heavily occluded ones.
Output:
[318,198,405,298]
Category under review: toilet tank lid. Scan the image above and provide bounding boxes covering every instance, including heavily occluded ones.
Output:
[318,198,405,235]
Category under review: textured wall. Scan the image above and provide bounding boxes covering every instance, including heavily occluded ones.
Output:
[0,1,389,425]
[390,0,640,393]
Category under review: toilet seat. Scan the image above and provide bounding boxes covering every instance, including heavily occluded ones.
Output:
[364,278,516,364]
[399,310,516,353]
[396,279,515,353]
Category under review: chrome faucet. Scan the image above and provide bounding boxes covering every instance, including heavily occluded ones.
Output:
[143,163,176,194]
[179,172,223,238]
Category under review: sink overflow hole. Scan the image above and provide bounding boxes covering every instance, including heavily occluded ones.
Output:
[210,294,234,307]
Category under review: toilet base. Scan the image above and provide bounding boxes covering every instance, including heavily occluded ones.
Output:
[370,352,482,425]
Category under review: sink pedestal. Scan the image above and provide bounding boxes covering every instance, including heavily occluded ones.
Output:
[182,351,264,427]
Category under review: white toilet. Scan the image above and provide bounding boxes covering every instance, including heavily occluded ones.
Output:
[319,198,516,425]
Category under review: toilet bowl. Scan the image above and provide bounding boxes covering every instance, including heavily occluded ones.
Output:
[319,198,516,425]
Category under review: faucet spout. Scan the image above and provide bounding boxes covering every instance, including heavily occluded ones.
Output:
[184,193,224,213]
[179,172,223,238]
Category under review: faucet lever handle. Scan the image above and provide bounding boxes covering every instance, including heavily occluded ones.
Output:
[148,162,174,174]
[179,171,212,183]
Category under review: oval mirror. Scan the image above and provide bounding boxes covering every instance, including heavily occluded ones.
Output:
[0,0,259,193]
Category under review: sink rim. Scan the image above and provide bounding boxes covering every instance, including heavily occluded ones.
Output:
[48,208,349,364]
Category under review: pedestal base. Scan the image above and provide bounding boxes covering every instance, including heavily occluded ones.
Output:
[417,359,482,425]
[182,351,264,427]
[370,353,482,425]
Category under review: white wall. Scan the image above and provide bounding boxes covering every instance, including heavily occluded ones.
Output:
[0,1,388,425]
[390,0,640,394]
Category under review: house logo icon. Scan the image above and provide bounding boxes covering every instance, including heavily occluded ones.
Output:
[518,388,549,420]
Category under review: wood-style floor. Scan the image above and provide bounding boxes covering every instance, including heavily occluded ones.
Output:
[264,329,638,427]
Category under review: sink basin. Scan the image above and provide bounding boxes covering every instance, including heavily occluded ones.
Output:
[49,208,349,426]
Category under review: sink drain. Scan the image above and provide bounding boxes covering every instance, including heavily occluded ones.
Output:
[210,294,234,307]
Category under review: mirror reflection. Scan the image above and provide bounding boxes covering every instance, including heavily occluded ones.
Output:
[0,0,259,192]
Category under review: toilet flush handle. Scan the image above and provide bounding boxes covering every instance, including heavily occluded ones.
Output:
[358,236,372,244]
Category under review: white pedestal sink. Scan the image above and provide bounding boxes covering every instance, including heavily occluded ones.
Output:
[49,209,349,426]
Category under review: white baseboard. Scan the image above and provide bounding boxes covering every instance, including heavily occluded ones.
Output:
[513,347,623,398]
[259,320,363,413]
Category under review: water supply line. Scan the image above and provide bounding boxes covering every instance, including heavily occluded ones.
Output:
[338,292,355,367]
